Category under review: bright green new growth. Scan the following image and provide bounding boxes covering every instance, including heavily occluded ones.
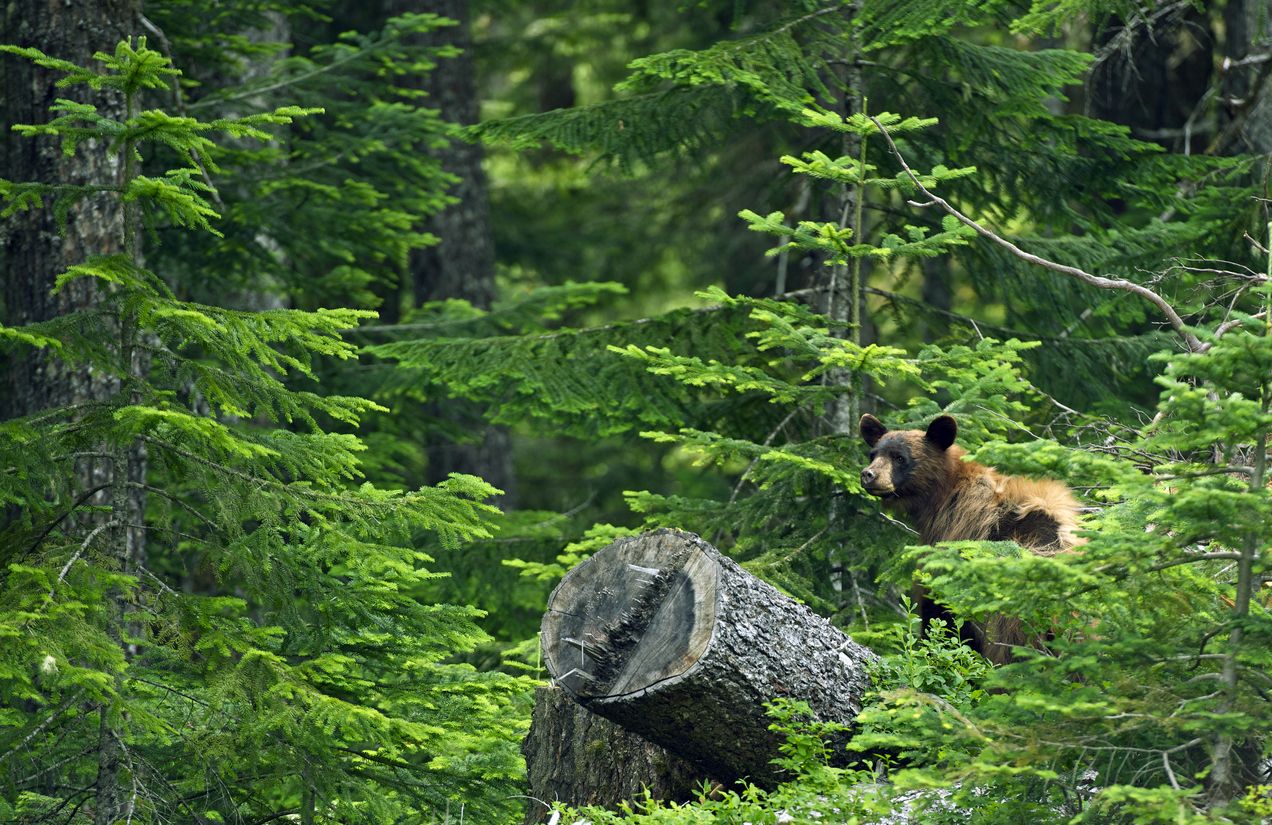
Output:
[455,4,1271,818]
[0,38,527,824]
[853,282,1271,823]
[506,193,1271,825]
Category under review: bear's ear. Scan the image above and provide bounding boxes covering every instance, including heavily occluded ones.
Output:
[860,414,888,447]
[925,415,958,450]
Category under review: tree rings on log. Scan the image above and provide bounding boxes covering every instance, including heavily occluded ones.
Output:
[541,528,877,787]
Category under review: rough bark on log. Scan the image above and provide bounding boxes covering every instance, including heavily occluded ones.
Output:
[541,529,876,787]
[520,685,709,824]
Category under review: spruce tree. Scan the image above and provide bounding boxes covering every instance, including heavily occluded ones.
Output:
[0,38,526,824]
[489,110,1270,825]
[391,3,1272,811]
[852,285,1272,823]
[141,7,459,313]
[471,0,1261,411]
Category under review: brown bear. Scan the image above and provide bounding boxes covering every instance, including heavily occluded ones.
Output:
[859,413,1081,663]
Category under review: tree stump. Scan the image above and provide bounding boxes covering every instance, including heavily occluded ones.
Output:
[520,685,709,824]
[540,528,876,787]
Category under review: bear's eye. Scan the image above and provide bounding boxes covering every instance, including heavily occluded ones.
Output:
[868,450,878,460]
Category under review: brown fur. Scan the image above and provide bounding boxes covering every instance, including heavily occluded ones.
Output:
[860,413,1081,663]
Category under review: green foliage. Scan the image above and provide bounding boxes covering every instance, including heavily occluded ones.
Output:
[4,2,1270,823]
[765,698,854,777]
[615,22,832,111]
[0,36,527,824]
[463,3,1272,818]
[503,522,639,584]
[472,4,842,168]
[144,8,462,309]
[473,0,1260,415]
[838,293,1272,824]
[1010,0,1155,36]
[866,598,992,705]
[858,0,1006,47]
[367,284,758,439]
[445,110,1064,636]
[556,701,889,825]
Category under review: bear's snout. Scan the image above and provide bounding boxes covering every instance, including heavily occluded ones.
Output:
[860,464,893,494]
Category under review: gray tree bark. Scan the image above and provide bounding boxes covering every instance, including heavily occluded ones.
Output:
[521,685,709,824]
[1,0,137,417]
[1220,0,1272,154]
[819,2,866,440]
[406,0,495,312]
[2,6,143,824]
[540,529,876,788]
[385,0,515,503]
[817,5,867,612]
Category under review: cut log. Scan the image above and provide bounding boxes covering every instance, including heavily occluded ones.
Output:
[540,528,876,787]
[520,685,710,824]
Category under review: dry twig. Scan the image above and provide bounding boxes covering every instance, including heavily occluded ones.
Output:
[869,116,1206,354]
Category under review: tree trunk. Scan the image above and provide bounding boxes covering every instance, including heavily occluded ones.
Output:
[521,685,709,824]
[407,0,495,312]
[2,7,142,824]
[540,529,876,788]
[818,1,865,440]
[919,256,953,341]
[1219,0,1272,154]
[385,0,514,503]
[1,0,137,418]
[817,4,867,611]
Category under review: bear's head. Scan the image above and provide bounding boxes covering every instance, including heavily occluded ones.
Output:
[858,413,958,497]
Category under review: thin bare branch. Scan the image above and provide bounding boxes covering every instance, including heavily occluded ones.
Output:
[0,689,86,766]
[870,116,1206,353]
[728,406,801,506]
[23,482,113,558]
[51,519,120,597]
[1212,311,1269,342]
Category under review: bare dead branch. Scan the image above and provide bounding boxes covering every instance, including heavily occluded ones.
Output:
[0,688,86,766]
[869,116,1207,354]
[727,406,801,507]
[23,482,113,558]
[1213,311,1269,341]
[51,519,120,597]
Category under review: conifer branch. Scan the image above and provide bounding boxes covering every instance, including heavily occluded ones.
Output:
[52,519,120,597]
[189,48,378,111]
[13,743,100,787]
[138,14,225,213]
[139,566,179,596]
[869,116,1206,354]
[121,482,217,528]
[728,406,802,506]
[0,689,86,766]
[23,482,113,558]
[771,4,843,36]
[359,303,721,338]
[1212,311,1268,341]
[786,283,1171,349]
